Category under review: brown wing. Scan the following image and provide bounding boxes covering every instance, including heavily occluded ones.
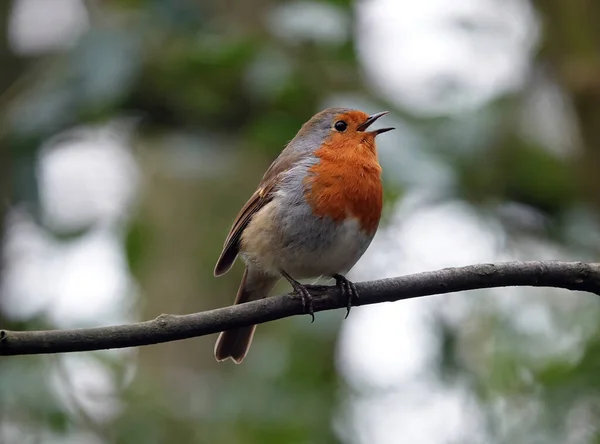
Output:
[213,147,304,277]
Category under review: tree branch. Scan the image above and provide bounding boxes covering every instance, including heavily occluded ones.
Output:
[1,261,599,356]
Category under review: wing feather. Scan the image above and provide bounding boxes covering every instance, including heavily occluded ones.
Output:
[213,148,306,277]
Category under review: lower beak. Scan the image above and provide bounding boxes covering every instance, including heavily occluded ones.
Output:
[357,111,395,135]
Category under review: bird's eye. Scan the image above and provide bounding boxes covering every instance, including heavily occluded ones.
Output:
[334,120,348,132]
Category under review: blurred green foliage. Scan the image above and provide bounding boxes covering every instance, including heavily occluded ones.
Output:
[1,0,600,443]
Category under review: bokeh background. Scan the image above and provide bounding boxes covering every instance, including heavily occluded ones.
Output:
[1,0,600,443]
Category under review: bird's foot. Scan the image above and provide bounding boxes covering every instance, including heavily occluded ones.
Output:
[281,270,315,323]
[333,274,359,319]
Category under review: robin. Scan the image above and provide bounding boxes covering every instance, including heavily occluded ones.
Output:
[213,107,394,363]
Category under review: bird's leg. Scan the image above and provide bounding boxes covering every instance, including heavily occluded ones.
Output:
[280,269,315,323]
[332,274,359,319]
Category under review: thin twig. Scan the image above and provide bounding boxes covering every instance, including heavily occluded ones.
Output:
[1,261,599,356]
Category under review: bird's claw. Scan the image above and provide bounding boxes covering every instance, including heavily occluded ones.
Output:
[333,274,359,318]
[280,269,315,322]
[294,283,315,323]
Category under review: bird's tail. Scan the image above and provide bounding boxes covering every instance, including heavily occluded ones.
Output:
[214,267,278,364]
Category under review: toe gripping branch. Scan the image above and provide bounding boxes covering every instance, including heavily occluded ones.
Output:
[280,271,360,322]
[333,274,359,318]
[280,270,316,322]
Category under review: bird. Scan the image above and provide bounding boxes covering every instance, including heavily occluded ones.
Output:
[213,107,394,363]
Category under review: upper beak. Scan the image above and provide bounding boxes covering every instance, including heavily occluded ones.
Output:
[357,111,395,135]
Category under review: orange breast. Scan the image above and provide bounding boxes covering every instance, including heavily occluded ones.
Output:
[303,137,383,234]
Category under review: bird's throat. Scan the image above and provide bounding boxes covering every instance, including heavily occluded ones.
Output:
[303,140,383,234]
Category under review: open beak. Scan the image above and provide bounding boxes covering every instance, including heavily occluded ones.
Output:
[357,111,394,135]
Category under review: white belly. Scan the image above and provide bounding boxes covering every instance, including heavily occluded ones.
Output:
[241,199,375,279]
[282,217,371,278]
